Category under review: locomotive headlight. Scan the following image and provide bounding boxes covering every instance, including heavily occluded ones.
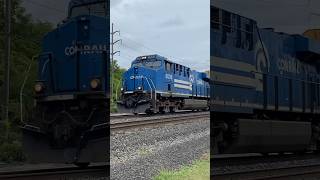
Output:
[90,79,101,89]
[121,88,124,91]
[34,82,44,93]
[137,86,142,90]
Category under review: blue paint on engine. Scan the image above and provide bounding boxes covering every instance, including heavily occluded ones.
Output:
[122,55,210,98]
[37,0,109,98]
[211,6,320,114]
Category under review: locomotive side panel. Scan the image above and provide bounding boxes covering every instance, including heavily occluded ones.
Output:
[38,16,108,96]
[211,6,258,113]
[211,5,320,154]
[211,6,320,115]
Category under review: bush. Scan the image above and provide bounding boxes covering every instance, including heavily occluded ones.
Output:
[0,140,26,163]
[111,100,118,113]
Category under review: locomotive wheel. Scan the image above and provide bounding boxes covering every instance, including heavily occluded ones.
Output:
[169,107,175,113]
[145,109,154,115]
[159,107,165,114]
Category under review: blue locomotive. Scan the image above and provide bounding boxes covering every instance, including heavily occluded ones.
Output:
[211,6,320,154]
[118,55,210,114]
[22,0,109,166]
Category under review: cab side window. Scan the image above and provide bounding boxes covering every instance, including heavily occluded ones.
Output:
[165,61,171,72]
[176,64,179,75]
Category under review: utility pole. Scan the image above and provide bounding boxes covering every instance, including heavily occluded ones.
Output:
[110,23,121,101]
[3,0,11,126]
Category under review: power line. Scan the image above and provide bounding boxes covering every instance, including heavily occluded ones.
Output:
[121,35,193,62]
[111,23,121,101]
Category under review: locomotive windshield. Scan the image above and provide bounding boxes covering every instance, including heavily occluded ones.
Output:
[132,58,162,69]
[69,1,107,18]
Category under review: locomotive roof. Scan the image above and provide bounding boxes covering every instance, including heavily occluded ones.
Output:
[213,5,320,61]
[211,5,257,25]
[69,0,105,7]
[68,0,106,15]
[135,54,174,64]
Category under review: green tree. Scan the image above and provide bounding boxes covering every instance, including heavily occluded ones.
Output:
[0,0,53,162]
[111,60,126,112]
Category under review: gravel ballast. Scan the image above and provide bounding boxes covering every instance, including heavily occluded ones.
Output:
[110,117,210,180]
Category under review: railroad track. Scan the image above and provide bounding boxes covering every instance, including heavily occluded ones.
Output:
[212,164,320,180]
[110,112,209,131]
[0,165,108,180]
[110,110,202,120]
[212,153,320,180]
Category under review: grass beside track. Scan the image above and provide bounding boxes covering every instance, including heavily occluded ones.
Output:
[153,153,209,180]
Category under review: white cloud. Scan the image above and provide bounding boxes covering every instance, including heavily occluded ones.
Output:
[111,0,210,71]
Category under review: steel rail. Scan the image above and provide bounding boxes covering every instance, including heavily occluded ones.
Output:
[212,164,320,180]
[110,113,209,130]
[0,165,108,180]
[110,110,206,120]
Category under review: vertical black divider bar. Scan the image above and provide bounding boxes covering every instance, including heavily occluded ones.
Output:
[289,79,293,111]
[275,76,279,111]
[263,74,268,109]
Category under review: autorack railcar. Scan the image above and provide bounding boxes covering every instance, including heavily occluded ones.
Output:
[117,54,210,114]
[22,0,109,166]
[211,6,320,154]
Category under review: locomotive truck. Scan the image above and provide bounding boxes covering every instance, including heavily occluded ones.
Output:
[117,55,210,114]
[22,0,109,166]
[211,6,320,154]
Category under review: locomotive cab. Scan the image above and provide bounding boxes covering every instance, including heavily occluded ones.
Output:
[22,0,109,166]
[117,55,162,114]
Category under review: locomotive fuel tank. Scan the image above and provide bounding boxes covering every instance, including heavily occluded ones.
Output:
[180,99,209,110]
[213,119,312,154]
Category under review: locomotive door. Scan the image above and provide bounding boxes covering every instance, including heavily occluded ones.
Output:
[165,61,173,92]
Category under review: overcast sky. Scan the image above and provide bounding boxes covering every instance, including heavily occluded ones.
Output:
[21,0,320,70]
[111,0,210,71]
[22,0,68,23]
[21,0,210,71]
[212,0,320,34]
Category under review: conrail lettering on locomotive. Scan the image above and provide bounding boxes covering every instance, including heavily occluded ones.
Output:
[65,44,108,56]
[277,55,317,75]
